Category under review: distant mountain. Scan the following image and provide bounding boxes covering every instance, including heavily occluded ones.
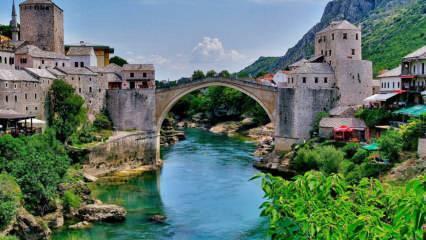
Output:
[239,0,426,77]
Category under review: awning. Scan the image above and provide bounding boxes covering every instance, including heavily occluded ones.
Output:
[334,125,353,132]
[18,119,46,124]
[421,91,426,96]
[394,105,426,117]
[363,92,399,102]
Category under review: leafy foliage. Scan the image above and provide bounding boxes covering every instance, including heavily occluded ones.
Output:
[355,108,392,128]
[292,146,344,174]
[63,190,82,210]
[0,174,22,230]
[258,171,425,240]
[377,129,403,162]
[47,80,86,143]
[206,70,217,78]
[192,70,205,80]
[109,56,128,67]
[0,131,70,215]
[93,110,113,130]
[399,117,425,151]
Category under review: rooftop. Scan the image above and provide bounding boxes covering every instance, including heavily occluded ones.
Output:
[320,117,366,129]
[289,58,308,68]
[123,64,155,71]
[317,20,360,34]
[0,110,35,120]
[56,67,97,76]
[66,47,95,56]
[15,45,69,60]
[25,68,57,79]
[87,63,122,74]
[0,69,38,82]
[403,46,426,60]
[377,66,401,78]
[65,41,114,53]
[291,62,334,74]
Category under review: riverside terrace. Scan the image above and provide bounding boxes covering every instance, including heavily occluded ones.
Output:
[0,110,41,137]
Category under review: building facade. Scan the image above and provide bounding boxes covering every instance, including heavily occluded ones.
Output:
[122,64,155,89]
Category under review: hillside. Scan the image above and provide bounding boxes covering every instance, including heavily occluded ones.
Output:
[240,0,425,77]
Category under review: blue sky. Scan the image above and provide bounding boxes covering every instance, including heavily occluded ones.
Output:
[0,0,329,80]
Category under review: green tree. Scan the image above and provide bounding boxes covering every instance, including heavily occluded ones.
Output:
[109,56,128,67]
[192,70,205,80]
[218,70,231,78]
[0,174,22,230]
[47,80,86,142]
[257,171,424,240]
[311,111,329,136]
[377,129,403,162]
[399,116,425,151]
[206,70,217,78]
[355,108,392,128]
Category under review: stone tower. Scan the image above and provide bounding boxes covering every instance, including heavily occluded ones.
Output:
[19,0,64,54]
[9,0,19,42]
[315,20,372,106]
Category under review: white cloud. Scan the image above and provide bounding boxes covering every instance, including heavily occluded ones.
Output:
[126,54,169,65]
[191,37,245,63]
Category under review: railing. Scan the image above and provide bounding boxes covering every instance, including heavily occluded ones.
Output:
[156,77,276,90]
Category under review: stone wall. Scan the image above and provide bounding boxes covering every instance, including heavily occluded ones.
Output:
[83,132,157,177]
[274,87,338,151]
[418,138,426,158]
[106,89,156,132]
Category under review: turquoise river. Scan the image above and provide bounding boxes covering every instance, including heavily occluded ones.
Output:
[53,128,269,240]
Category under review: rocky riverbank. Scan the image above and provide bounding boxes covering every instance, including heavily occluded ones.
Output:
[1,169,127,240]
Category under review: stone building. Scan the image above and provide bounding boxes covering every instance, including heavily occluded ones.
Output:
[122,64,155,89]
[66,46,98,68]
[19,0,64,54]
[65,41,115,67]
[0,44,16,70]
[15,45,69,69]
[401,46,426,96]
[88,64,123,90]
[287,20,373,106]
[377,66,402,92]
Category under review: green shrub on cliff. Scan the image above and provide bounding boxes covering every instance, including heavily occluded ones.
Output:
[0,174,22,230]
[93,111,113,130]
[0,131,70,215]
[63,190,82,210]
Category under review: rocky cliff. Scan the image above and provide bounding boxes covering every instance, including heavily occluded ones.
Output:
[240,0,424,76]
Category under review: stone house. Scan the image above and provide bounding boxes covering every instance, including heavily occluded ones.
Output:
[15,45,69,69]
[66,46,98,68]
[319,117,367,141]
[287,61,336,89]
[122,64,155,89]
[87,64,123,90]
[0,44,16,70]
[378,66,402,92]
[401,46,426,103]
[273,70,289,88]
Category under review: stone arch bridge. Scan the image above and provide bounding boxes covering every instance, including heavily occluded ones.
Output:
[107,77,337,163]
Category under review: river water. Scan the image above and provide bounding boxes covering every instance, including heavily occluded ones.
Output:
[53,128,268,240]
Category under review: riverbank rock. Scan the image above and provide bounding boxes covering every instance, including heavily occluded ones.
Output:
[77,204,127,222]
[210,121,242,135]
[254,151,296,178]
[254,137,274,156]
[69,221,92,230]
[248,123,274,140]
[149,214,167,224]
[13,208,52,240]
[41,205,64,229]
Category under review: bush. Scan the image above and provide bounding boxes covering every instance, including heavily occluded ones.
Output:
[400,118,424,151]
[0,174,22,230]
[355,108,392,128]
[351,148,369,164]
[93,111,113,130]
[0,131,70,215]
[258,172,424,240]
[358,161,390,179]
[341,142,360,159]
[292,147,319,172]
[377,130,403,162]
[0,236,19,240]
[63,190,81,210]
[316,146,345,174]
[338,160,355,175]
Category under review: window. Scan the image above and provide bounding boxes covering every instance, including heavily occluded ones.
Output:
[99,88,101,93]
[352,49,356,55]
[324,77,328,83]
[356,33,359,40]
[80,62,84,67]
[79,88,81,93]
[89,87,92,93]
[20,58,27,64]
[41,60,45,64]
[393,82,395,88]
[9,57,14,65]
[321,50,324,55]
[62,62,65,67]
[55,62,58,67]
[14,96,17,102]
[302,77,306,83]
[26,107,28,111]
[315,77,319,83]
[143,72,147,78]
[329,50,332,56]
[130,73,135,78]
[14,84,17,89]
[35,107,38,111]
[4,58,7,64]
[5,96,8,102]
[25,93,27,100]
[72,77,74,80]
[75,62,79,68]
[398,82,400,88]
[89,78,92,81]
[5,83,8,88]
[34,93,37,99]
[0,57,2,63]
[343,33,348,39]
[422,63,425,75]
[332,33,335,40]
[413,65,416,74]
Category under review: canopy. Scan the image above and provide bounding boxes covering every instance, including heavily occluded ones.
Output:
[362,143,380,151]
[394,105,426,117]
[18,118,46,124]
[363,92,399,102]
[421,90,426,96]
[334,125,353,132]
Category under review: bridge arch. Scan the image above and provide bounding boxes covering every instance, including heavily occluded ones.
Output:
[155,78,278,133]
